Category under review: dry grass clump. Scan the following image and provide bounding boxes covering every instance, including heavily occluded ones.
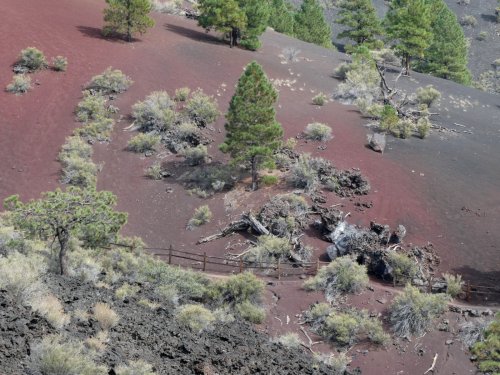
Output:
[176,304,215,333]
[116,360,156,375]
[93,302,119,331]
[30,334,107,375]
[304,122,333,141]
[31,294,70,330]
[276,332,302,349]
[145,161,163,180]
[304,256,368,302]
[86,67,132,95]
[187,205,212,230]
[174,86,190,101]
[6,74,32,94]
[52,56,68,72]
[443,273,464,298]
[0,251,46,301]
[390,285,449,338]
[85,331,109,353]
[115,283,140,300]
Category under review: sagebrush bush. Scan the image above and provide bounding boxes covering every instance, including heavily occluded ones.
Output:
[304,256,368,302]
[315,352,349,374]
[176,304,215,333]
[75,91,109,122]
[282,47,301,62]
[386,252,418,285]
[30,334,107,375]
[115,282,140,300]
[390,285,449,337]
[287,154,319,191]
[59,152,99,188]
[312,93,328,106]
[243,235,293,266]
[145,161,163,180]
[52,56,68,71]
[75,118,115,142]
[60,136,92,159]
[304,122,333,141]
[0,251,46,300]
[416,85,441,107]
[86,67,132,95]
[183,89,219,126]
[151,0,182,15]
[31,294,70,330]
[174,87,190,101]
[93,303,119,331]
[6,74,31,94]
[187,205,212,230]
[277,332,302,349]
[335,60,380,104]
[333,63,352,80]
[178,164,236,196]
[132,91,176,132]
[183,145,209,166]
[236,300,266,323]
[397,119,414,139]
[127,133,161,153]
[68,248,102,283]
[18,47,47,71]
[443,273,464,298]
[138,299,160,310]
[459,319,490,349]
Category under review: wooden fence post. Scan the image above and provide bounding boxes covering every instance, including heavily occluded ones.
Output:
[168,245,173,265]
[203,252,207,272]
[277,259,281,280]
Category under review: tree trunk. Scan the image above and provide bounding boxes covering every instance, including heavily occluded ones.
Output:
[403,53,411,76]
[57,228,70,276]
[251,156,258,191]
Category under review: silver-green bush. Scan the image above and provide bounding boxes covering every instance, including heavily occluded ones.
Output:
[127,133,161,153]
[18,47,47,71]
[304,122,333,141]
[183,89,219,127]
[86,67,132,95]
[6,75,31,94]
[132,91,176,132]
[176,304,215,333]
[187,205,212,230]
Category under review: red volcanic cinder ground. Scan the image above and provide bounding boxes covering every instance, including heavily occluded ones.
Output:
[0,0,498,374]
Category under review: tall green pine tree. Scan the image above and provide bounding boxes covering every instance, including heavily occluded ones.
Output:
[415,0,471,84]
[384,0,433,74]
[198,0,247,47]
[103,0,155,42]
[268,0,295,35]
[237,0,270,50]
[336,0,383,47]
[220,61,283,191]
[294,0,333,48]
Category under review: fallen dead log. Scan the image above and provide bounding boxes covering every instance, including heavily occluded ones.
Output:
[424,353,438,374]
[197,212,268,244]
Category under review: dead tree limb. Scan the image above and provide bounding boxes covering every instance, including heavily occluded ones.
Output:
[424,353,438,374]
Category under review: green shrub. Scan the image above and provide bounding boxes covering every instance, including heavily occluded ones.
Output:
[477,31,488,41]
[174,87,190,102]
[240,36,261,51]
[75,117,115,142]
[86,67,132,95]
[59,152,99,188]
[178,164,236,195]
[174,121,200,141]
[30,334,107,375]
[176,304,215,332]
[18,47,47,71]
[390,285,449,337]
[443,273,463,298]
[115,282,140,300]
[304,257,368,302]
[261,175,279,186]
[417,117,431,139]
[277,332,302,349]
[187,205,212,230]
[236,300,266,323]
[379,105,399,133]
[386,252,418,285]
[183,89,219,127]
[208,272,264,307]
[60,136,92,159]
[315,352,349,374]
[116,360,155,375]
[127,133,161,153]
[132,91,176,132]
[416,85,441,107]
[93,302,119,330]
[6,75,31,94]
[287,154,319,191]
[471,313,500,374]
[312,93,328,106]
[304,122,333,141]
[75,91,109,122]
[145,161,163,180]
[243,235,292,265]
[52,56,68,71]
[183,145,209,166]
[397,119,414,139]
